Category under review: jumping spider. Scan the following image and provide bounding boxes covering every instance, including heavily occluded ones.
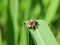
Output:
[25,19,38,30]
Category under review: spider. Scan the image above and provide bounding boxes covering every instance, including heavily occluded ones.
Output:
[25,19,38,30]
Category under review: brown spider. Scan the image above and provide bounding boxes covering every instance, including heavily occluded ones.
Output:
[25,19,38,30]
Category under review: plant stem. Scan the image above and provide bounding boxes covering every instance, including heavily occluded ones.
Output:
[0,29,2,45]
[10,0,19,45]
[45,0,59,24]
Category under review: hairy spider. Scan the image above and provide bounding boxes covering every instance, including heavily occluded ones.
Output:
[26,19,38,30]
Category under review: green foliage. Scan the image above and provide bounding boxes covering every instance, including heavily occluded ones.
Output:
[0,0,60,45]
[28,20,59,45]
[0,30,2,45]
[45,0,59,24]
[10,0,19,45]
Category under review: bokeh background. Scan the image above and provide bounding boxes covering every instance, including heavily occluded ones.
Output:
[0,0,60,45]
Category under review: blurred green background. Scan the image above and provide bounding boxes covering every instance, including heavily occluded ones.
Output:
[0,0,60,45]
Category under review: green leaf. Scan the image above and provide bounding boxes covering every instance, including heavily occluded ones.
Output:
[0,30,2,45]
[26,20,59,45]
[10,0,19,45]
[45,0,59,24]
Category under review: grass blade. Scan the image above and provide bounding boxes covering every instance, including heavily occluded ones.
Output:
[10,0,19,45]
[0,29,2,45]
[45,0,59,24]
[19,0,32,45]
[26,20,59,45]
